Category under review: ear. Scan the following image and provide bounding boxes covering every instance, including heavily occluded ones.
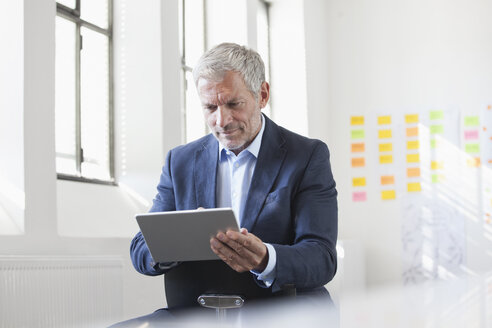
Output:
[258,81,270,109]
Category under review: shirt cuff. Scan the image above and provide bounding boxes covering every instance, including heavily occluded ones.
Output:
[251,243,276,287]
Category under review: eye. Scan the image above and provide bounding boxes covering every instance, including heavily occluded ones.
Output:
[204,105,217,111]
[227,101,242,108]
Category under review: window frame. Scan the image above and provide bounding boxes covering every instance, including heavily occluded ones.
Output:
[55,0,115,186]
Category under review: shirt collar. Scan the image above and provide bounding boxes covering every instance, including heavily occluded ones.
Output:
[219,114,265,159]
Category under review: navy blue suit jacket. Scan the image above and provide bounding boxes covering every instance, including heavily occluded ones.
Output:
[131,115,338,296]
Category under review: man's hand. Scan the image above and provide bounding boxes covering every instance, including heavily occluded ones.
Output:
[210,228,268,273]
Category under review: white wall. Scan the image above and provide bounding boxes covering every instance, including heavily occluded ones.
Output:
[305,0,492,287]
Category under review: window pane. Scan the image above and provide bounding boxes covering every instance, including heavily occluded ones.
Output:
[55,16,77,175]
[185,71,207,142]
[256,1,271,117]
[81,0,108,29]
[57,0,76,9]
[184,0,204,66]
[80,27,110,180]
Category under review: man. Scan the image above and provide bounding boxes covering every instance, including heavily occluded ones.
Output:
[116,43,337,326]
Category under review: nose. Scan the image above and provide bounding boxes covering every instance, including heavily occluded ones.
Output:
[215,105,233,128]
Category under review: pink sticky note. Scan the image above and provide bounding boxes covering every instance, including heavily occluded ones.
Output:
[352,191,367,202]
[464,130,479,140]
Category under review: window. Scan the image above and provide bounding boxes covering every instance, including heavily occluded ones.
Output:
[55,0,114,183]
[180,0,271,143]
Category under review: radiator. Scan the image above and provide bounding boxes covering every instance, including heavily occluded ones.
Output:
[0,256,123,328]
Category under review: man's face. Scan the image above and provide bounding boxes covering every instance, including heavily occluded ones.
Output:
[198,71,269,154]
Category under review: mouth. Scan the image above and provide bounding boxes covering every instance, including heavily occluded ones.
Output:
[218,128,239,136]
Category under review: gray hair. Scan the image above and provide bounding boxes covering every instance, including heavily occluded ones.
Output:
[192,43,266,99]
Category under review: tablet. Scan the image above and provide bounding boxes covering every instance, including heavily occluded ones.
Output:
[136,208,239,262]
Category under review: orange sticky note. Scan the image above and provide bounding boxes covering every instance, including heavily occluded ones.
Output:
[467,157,481,167]
[378,116,391,125]
[379,143,393,152]
[378,129,392,139]
[407,154,420,163]
[351,116,365,125]
[407,182,422,192]
[351,143,365,153]
[379,155,393,164]
[353,177,366,187]
[405,114,419,124]
[407,167,421,178]
[381,190,396,200]
[407,140,419,150]
[381,175,395,185]
[351,157,365,167]
[431,161,443,170]
[406,127,419,137]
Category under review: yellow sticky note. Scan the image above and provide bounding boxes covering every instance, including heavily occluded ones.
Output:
[431,161,443,170]
[378,129,392,139]
[407,167,421,178]
[407,154,420,163]
[406,127,419,137]
[378,116,391,125]
[352,177,366,187]
[351,116,365,125]
[381,175,395,185]
[379,155,393,164]
[406,140,419,150]
[351,157,365,168]
[407,182,422,192]
[405,114,419,124]
[379,143,393,152]
[351,143,365,153]
[381,190,396,200]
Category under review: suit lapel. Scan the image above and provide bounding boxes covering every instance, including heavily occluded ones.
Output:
[194,135,218,209]
[241,116,286,231]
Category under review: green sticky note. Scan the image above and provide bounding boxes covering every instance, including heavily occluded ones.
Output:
[432,174,440,183]
[430,125,444,134]
[465,143,480,154]
[351,129,365,139]
[430,110,444,120]
[464,116,479,127]
[430,139,437,149]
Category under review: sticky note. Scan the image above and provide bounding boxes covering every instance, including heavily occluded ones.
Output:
[431,174,440,183]
[352,191,367,202]
[467,157,481,167]
[431,161,443,170]
[351,116,365,125]
[351,129,365,139]
[353,177,366,187]
[405,114,419,124]
[381,175,395,185]
[406,140,419,150]
[379,143,393,152]
[430,125,444,134]
[378,116,391,125]
[406,127,419,137]
[464,130,479,140]
[407,154,420,163]
[464,116,479,127]
[407,182,422,192]
[351,143,365,153]
[381,190,396,200]
[465,143,480,154]
[430,139,439,149]
[407,167,421,178]
[378,129,392,139]
[379,155,393,164]
[430,110,444,120]
[351,157,365,167]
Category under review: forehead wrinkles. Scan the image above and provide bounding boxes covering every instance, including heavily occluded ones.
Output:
[200,84,236,106]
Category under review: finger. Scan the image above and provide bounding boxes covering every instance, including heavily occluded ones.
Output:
[216,233,267,270]
[240,228,248,235]
[225,230,265,255]
[197,207,205,210]
[210,238,249,272]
